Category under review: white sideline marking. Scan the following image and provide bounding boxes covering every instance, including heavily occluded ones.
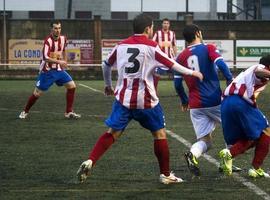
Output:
[166,130,270,200]
[79,83,104,94]
[0,108,106,118]
[80,84,270,200]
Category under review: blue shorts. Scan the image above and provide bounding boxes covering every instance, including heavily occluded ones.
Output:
[36,70,73,91]
[221,95,269,145]
[105,100,165,132]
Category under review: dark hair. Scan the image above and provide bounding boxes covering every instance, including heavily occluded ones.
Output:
[162,18,170,23]
[259,54,270,68]
[183,24,201,43]
[133,13,153,34]
[50,20,61,28]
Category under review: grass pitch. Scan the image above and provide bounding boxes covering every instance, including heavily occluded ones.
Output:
[1,80,270,200]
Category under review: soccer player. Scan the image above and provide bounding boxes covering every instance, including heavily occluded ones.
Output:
[219,55,270,178]
[175,24,233,176]
[18,21,81,119]
[153,18,188,109]
[77,14,203,184]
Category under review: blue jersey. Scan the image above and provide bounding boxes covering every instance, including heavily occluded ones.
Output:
[176,43,232,108]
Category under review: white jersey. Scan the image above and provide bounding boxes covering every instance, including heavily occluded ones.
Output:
[153,30,176,58]
[105,34,193,109]
[223,64,268,106]
[40,34,67,72]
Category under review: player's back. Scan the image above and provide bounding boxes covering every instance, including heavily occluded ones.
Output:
[112,35,160,109]
[177,43,221,108]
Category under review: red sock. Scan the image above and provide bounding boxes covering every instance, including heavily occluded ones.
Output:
[252,133,270,169]
[89,132,115,165]
[154,139,170,176]
[229,139,255,158]
[66,88,75,113]
[24,94,39,113]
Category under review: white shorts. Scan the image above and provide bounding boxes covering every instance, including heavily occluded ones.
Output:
[190,105,221,139]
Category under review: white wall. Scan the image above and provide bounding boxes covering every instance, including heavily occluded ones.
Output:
[0,0,54,11]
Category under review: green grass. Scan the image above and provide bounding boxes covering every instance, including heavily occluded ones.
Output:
[1,80,270,200]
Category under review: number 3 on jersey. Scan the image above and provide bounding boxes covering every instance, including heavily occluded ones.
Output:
[125,48,140,74]
[187,55,200,71]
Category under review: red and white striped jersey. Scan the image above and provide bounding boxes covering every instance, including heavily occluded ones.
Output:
[40,34,67,72]
[223,64,269,106]
[153,30,176,58]
[105,34,192,109]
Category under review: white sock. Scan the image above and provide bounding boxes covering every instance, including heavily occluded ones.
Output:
[190,140,208,158]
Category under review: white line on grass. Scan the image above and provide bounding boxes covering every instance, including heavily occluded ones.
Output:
[166,129,270,200]
[78,83,270,200]
[0,108,106,118]
[79,83,104,94]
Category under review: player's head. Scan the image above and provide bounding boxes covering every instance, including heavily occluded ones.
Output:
[162,18,170,31]
[50,20,61,40]
[133,13,153,38]
[183,24,202,44]
[259,54,270,69]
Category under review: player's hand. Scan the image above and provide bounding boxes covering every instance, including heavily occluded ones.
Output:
[58,60,67,68]
[192,71,203,81]
[181,103,189,112]
[104,86,114,96]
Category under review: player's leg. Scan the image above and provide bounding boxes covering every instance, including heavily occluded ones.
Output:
[77,100,131,183]
[185,108,216,176]
[54,70,80,118]
[134,103,183,184]
[19,72,53,119]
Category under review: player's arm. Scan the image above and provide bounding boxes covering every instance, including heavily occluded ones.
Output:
[43,41,67,67]
[255,67,270,79]
[208,44,233,84]
[215,58,233,84]
[155,46,203,81]
[172,31,177,57]
[102,61,114,96]
[103,45,118,96]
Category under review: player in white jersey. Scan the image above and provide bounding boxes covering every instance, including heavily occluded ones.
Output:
[77,13,203,184]
[219,55,270,178]
[153,18,188,110]
[18,21,80,119]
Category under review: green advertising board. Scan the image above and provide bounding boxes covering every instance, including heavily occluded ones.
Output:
[237,47,270,57]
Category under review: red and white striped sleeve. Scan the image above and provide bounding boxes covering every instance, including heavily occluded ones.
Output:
[105,45,118,67]
[43,39,50,60]
[155,45,193,75]
[152,31,158,43]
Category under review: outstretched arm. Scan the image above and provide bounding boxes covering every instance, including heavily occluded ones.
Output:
[255,67,270,79]
[215,58,233,85]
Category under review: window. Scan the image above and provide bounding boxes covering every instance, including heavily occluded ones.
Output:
[75,11,92,19]
[111,12,128,19]
[143,12,160,20]
[0,11,12,18]
[29,11,54,19]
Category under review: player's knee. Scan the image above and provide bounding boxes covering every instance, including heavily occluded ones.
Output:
[152,128,167,139]
[33,88,43,97]
[66,81,76,89]
[263,127,270,136]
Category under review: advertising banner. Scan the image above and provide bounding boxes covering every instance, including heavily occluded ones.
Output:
[9,39,43,64]
[236,40,270,68]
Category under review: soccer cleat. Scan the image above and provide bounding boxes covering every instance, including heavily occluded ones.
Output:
[219,149,232,175]
[77,159,93,183]
[19,111,28,119]
[184,151,201,176]
[159,172,184,184]
[65,111,81,119]
[219,164,242,173]
[248,168,270,178]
